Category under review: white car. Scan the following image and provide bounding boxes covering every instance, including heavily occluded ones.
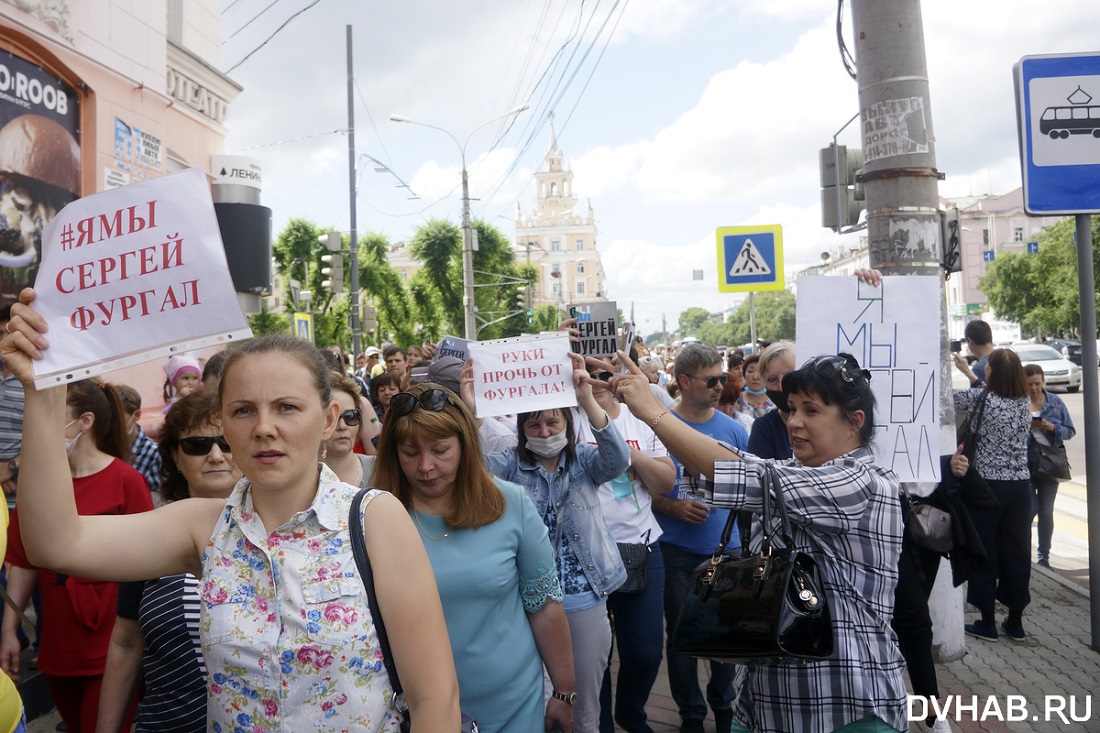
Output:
[1009,344,1081,392]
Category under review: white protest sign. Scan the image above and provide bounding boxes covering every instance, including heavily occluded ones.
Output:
[796,275,941,482]
[469,333,576,418]
[31,168,252,387]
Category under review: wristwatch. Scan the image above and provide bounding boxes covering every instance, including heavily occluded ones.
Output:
[551,690,577,705]
[6,458,17,483]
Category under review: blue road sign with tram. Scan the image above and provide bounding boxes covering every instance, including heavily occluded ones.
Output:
[1014,52,1100,214]
[716,225,784,293]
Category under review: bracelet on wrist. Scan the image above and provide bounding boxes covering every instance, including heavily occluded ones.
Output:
[651,410,669,426]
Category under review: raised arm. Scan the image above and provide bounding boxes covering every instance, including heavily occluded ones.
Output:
[364,491,460,731]
[609,351,739,480]
[2,289,220,581]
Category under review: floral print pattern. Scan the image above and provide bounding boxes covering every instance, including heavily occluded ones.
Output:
[201,466,400,732]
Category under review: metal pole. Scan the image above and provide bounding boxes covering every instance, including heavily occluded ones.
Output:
[748,292,757,350]
[850,0,963,660]
[1074,214,1100,650]
[346,25,361,359]
[461,161,475,339]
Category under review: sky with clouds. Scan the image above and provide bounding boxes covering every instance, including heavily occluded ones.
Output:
[219,0,1100,339]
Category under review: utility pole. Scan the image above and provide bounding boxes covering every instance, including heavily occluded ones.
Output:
[850,0,961,659]
[460,163,476,339]
[345,25,361,359]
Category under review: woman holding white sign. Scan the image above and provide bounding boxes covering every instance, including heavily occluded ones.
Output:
[0,289,461,733]
[481,354,630,733]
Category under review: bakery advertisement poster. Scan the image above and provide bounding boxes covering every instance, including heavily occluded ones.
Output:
[31,168,252,388]
[0,52,81,308]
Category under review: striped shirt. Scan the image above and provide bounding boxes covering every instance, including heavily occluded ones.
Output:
[700,445,908,733]
[117,574,205,732]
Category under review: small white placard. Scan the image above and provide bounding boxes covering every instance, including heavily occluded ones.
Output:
[469,333,576,418]
[32,168,252,387]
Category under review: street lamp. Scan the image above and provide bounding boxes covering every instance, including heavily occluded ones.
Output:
[389,104,529,339]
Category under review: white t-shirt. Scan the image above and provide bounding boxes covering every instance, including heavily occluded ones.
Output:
[575,406,666,544]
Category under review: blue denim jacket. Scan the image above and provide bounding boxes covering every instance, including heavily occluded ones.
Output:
[485,418,630,598]
[1037,389,1075,444]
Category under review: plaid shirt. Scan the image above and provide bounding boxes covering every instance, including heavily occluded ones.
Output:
[130,425,162,493]
[700,445,907,733]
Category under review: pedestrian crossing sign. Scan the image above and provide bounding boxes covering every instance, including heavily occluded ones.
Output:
[716,225,784,293]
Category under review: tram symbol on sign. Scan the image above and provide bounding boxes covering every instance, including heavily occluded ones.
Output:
[1039,85,1100,140]
[729,239,772,277]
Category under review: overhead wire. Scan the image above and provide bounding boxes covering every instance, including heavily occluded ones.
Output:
[224,0,323,75]
[224,0,282,42]
[836,0,857,81]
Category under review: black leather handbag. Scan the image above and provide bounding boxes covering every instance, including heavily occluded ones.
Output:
[672,462,833,664]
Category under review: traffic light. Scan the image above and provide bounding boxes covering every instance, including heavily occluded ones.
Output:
[516,286,528,309]
[318,231,342,251]
[321,253,344,295]
[526,309,534,324]
[819,144,865,231]
[362,304,378,333]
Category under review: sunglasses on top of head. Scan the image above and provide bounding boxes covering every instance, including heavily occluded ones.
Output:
[802,355,871,384]
[389,388,451,419]
[179,435,231,456]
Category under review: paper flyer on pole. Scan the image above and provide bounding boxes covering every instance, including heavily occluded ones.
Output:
[795,275,942,482]
[469,332,576,418]
[30,168,252,388]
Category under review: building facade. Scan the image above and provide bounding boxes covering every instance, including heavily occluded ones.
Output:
[514,124,606,312]
[0,0,240,309]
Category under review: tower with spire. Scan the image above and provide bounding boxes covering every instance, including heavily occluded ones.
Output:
[514,113,607,312]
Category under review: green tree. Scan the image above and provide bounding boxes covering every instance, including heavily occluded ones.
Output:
[272,218,348,343]
[357,232,417,346]
[725,289,796,344]
[247,299,290,336]
[980,216,1100,336]
[530,304,562,333]
[408,218,530,339]
[678,307,710,336]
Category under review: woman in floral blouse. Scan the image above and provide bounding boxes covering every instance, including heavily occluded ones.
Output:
[1,289,461,733]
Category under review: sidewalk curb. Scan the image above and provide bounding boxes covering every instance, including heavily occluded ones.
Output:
[1032,560,1090,599]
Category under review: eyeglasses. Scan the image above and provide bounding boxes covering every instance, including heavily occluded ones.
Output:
[338,409,362,426]
[590,370,614,382]
[685,373,729,389]
[389,388,451,418]
[179,435,232,456]
[802,355,870,384]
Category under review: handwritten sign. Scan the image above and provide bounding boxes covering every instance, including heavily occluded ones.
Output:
[796,276,941,482]
[569,300,618,357]
[31,168,252,387]
[469,333,576,418]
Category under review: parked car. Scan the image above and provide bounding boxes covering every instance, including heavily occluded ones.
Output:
[1008,344,1081,392]
[1045,338,1084,367]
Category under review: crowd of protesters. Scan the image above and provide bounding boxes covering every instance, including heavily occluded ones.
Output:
[0,276,1061,733]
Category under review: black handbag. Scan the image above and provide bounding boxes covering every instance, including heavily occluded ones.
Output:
[957,389,989,463]
[616,529,651,594]
[1034,440,1072,482]
[902,485,954,553]
[349,489,480,733]
[672,462,833,664]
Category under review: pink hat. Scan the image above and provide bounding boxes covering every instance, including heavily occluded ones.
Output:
[163,355,201,386]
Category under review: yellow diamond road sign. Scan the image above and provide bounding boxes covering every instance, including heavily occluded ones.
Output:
[716,225,784,293]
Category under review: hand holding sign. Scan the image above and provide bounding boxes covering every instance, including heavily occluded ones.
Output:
[1,288,49,391]
[468,333,576,419]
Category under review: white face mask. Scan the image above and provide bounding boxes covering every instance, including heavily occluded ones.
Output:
[525,430,568,458]
[65,417,84,455]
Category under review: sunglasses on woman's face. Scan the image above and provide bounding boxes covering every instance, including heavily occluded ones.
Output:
[339,409,362,426]
[389,388,450,418]
[179,435,231,456]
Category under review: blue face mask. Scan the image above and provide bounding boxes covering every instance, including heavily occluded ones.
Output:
[742,386,767,396]
[608,472,634,500]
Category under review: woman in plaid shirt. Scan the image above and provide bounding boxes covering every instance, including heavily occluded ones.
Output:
[613,351,906,733]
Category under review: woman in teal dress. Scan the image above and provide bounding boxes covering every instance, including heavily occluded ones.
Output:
[372,383,577,733]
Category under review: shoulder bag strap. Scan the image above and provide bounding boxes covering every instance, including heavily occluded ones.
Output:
[349,488,404,700]
[763,461,793,549]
